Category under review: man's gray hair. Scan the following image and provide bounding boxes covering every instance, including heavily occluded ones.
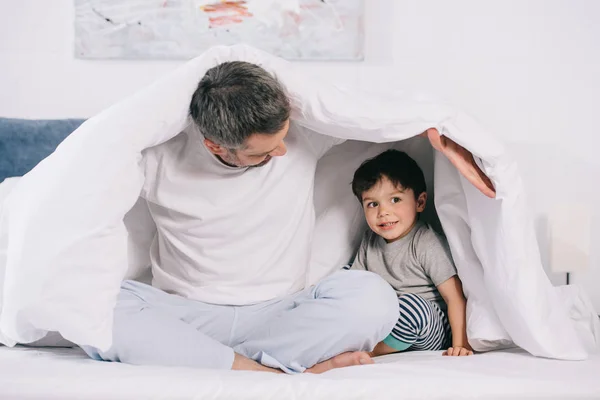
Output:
[189,61,291,149]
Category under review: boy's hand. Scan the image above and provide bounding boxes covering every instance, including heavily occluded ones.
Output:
[421,128,496,199]
[443,346,474,356]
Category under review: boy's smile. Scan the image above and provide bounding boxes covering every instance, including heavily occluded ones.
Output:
[361,176,427,243]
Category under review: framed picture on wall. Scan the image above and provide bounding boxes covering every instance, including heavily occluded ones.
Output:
[74,0,364,61]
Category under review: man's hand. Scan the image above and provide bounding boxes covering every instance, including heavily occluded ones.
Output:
[421,128,496,199]
[443,346,474,357]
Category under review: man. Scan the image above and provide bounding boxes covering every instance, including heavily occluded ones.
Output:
[82,61,495,373]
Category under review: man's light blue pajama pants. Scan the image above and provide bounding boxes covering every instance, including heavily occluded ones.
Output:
[81,270,398,373]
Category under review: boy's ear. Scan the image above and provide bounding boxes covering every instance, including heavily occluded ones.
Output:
[416,192,427,212]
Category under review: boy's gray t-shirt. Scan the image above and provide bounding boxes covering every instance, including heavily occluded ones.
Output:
[351,220,457,311]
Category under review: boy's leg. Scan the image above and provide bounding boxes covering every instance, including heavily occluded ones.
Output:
[232,270,399,373]
[376,293,450,355]
[80,280,236,370]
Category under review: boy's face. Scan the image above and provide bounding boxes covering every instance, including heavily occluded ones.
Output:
[361,176,427,243]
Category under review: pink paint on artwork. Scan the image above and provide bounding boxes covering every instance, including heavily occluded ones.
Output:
[201,1,253,28]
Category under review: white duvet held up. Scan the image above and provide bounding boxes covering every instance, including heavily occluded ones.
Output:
[0,45,597,359]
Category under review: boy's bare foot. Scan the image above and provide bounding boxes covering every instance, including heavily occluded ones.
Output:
[305,351,373,374]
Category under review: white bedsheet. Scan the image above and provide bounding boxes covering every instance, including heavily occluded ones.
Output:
[2,346,599,400]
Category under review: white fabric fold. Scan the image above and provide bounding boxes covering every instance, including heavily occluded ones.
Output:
[0,45,596,359]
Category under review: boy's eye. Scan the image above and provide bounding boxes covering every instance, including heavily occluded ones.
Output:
[367,202,378,208]
[391,197,401,203]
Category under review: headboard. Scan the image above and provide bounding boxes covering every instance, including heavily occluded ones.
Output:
[0,118,85,182]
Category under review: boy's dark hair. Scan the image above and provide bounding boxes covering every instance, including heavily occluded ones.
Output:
[189,61,291,149]
[352,149,426,201]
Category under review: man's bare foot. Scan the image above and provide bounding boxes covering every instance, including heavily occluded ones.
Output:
[421,129,496,199]
[305,351,373,374]
[231,353,283,373]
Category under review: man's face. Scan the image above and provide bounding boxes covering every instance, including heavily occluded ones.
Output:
[208,120,290,168]
[361,176,427,243]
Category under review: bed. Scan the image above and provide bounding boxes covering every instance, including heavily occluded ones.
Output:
[2,345,599,400]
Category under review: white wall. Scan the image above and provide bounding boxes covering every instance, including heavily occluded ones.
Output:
[1,0,599,309]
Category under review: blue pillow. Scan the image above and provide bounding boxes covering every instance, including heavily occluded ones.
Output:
[0,118,85,182]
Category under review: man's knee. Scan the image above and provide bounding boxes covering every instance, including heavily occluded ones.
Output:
[320,270,398,337]
[353,271,399,330]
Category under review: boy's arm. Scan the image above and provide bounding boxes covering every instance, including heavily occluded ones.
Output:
[437,276,473,355]
[418,229,471,356]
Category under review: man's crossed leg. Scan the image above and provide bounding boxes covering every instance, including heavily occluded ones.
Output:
[81,270,398,374]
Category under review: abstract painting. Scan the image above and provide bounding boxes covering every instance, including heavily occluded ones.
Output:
[74,0,364,60]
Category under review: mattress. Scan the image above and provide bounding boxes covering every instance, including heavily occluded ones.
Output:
[2,346,599,400]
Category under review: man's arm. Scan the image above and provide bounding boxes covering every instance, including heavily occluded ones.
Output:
[437,276,473,356]
[422,128,496,199]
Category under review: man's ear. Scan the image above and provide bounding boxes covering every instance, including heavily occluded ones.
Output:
[416,192,427,212]
[204,138,227,156]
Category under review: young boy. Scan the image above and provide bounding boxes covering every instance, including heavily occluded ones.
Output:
[351,149,473,357]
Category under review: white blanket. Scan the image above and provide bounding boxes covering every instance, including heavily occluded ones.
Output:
[0,45,598,359]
